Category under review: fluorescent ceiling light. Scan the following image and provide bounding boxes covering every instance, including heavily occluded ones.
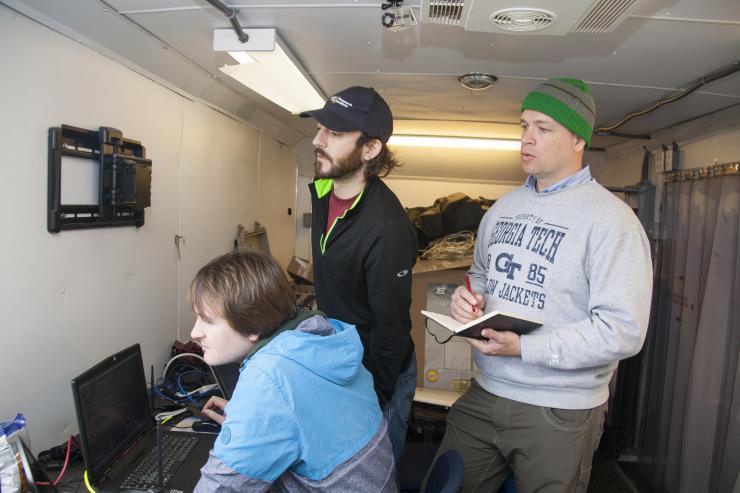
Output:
[228,51,255,64]
[388,135,520,151]
[215,29,325,115]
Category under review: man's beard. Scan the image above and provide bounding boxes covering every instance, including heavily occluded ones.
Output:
[314,143,365,180]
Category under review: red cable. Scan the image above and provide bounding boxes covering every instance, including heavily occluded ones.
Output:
[35,435,73,486]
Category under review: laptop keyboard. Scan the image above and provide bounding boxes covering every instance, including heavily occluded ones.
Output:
[120,434,198,490]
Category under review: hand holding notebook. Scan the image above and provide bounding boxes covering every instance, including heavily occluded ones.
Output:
[421,309,542,340]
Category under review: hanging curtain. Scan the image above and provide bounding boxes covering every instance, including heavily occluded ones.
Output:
[637,163,740,493]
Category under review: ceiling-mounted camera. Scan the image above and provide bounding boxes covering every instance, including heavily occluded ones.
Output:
[381,0,418,32]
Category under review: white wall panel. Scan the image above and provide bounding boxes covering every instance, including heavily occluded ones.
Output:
[257,136,297,270]
[176,101,261,339]
[384,177,519,208]
[0,6,182,449]
[0,5,298,452]
[680,127,740,168]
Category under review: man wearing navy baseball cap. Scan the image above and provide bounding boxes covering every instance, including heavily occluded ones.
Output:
[302,86,418,468]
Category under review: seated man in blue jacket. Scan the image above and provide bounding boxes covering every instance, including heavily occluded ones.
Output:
[189,250,396,492]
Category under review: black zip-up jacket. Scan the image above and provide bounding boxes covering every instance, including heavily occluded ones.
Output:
[309,177,417,407]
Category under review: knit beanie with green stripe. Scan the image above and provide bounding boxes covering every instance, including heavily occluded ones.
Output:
[521,78,596,148]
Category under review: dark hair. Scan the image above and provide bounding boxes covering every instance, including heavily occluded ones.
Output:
[357,132,401,180]
[189,250,297,339]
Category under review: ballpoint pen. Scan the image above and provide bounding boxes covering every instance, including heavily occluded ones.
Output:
[465,274,478,314]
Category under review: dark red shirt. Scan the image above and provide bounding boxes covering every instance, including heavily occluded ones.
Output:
[326,190,358,232]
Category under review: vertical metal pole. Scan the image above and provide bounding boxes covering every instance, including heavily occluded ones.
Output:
[156,419,164,492]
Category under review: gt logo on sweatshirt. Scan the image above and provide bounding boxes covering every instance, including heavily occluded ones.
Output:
[397,269,409,277]
[495,252,522,280]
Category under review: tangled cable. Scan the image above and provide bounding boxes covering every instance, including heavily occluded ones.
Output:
[420,231,476,260]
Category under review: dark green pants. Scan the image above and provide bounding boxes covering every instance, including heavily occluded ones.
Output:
[426,379,607,493]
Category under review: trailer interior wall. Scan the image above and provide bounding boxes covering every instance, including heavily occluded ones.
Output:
[385,151,636,203]
[678,124,740,168]
[600,105,740,175]
[292,133,643,261]
[0,4,297,451]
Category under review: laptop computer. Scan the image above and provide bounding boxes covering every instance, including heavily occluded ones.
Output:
[211,362,240,400]
[71,344,216,492]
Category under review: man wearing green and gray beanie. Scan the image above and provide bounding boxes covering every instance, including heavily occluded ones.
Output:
[520,78,596,147]
[425,79,653,492]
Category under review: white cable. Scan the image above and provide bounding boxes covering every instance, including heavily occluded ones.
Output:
[175,383,219,398]
[154,407,188,421]
[161,352,220,396]
[162,352,206,379]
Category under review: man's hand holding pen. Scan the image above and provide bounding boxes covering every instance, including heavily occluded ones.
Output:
[451,275,485,323]
[452,275,521,357]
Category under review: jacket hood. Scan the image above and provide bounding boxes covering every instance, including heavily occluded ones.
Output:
[250,314,364,386]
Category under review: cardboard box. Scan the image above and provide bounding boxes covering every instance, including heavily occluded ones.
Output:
[287,256,314,284]
[236,222,270,253]
[410,258,478,391]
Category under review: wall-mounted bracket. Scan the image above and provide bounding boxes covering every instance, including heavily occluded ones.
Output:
[47,125,152,232]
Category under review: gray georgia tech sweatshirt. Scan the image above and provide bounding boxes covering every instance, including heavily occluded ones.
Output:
[468,179,653,410]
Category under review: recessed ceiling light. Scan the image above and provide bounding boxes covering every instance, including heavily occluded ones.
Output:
[458,73,498,91]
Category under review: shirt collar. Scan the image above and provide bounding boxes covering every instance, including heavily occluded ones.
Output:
[525,165,592,193]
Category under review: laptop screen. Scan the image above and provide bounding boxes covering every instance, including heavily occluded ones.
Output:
[71,344,152,484]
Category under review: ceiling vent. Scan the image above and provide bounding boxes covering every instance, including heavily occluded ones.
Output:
[421,0,466,26]
[420,0,649,35]
[490,8,556,32]
[570,0,640,33]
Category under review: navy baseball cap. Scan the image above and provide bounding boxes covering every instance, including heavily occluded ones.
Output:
[300,86,394,143]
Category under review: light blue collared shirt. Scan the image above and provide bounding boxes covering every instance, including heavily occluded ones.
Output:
[525,165,592,193]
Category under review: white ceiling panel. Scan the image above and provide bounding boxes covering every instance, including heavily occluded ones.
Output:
[634,0,740,20]
[609,91,740,134]
[3,0,739,172]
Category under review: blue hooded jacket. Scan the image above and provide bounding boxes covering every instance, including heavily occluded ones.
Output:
[195,312,396,492]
